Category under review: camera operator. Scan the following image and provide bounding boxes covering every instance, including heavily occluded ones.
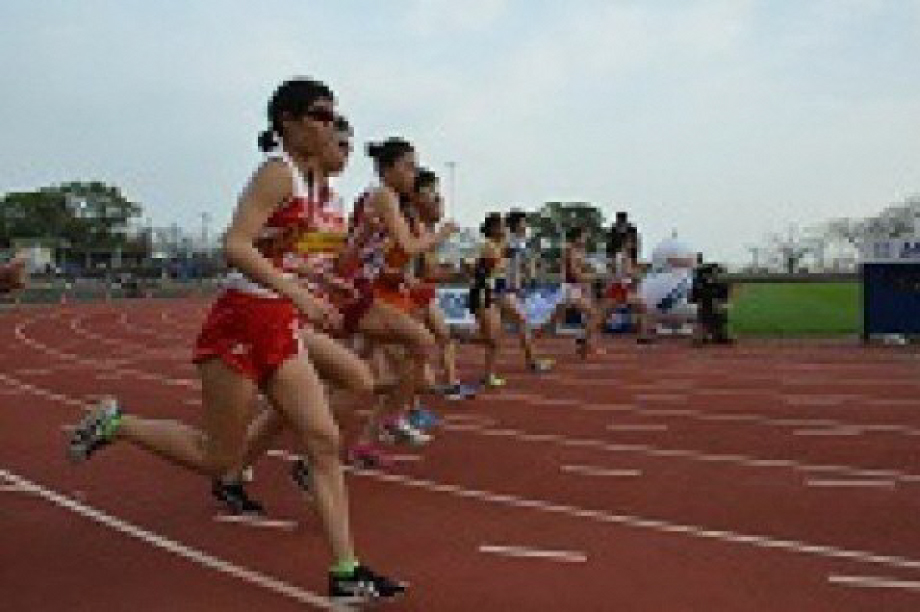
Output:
[689,257,735,346]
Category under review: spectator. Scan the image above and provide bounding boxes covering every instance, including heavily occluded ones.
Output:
[0,256,27,294]
[607,211,640,263]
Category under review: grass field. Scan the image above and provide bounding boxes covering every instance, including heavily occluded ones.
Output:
[730,282,860,337]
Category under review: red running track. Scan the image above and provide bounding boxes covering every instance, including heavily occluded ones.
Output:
[2,299,920,611]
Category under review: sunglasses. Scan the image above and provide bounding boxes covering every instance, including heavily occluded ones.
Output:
[305,108,336,125]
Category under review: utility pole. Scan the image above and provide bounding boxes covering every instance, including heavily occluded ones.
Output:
[445,161,457,220]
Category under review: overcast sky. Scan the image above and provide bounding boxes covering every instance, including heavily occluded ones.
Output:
[1,0,918,263]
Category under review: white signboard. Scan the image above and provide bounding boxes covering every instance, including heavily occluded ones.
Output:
[436,287,477,330]
[860,236,920,264]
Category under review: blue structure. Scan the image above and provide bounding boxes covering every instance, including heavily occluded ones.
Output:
[861,237,920,340]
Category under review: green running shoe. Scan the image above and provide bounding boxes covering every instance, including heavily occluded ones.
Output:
[68,397,122,463]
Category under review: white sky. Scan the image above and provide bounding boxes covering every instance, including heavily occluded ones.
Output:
[1,0,918,263]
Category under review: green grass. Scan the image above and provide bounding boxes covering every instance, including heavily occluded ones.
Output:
[729,282,860,337]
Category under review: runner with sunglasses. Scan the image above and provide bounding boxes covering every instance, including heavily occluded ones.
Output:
[66,78,407,604]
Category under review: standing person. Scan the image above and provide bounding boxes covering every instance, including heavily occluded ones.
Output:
[468,212,509,387]
[608,211,639,266]
[66,78,406,603]
[501,210,554,373]
[543,227,601,357]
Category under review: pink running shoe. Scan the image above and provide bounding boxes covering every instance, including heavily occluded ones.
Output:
[347,442,392,468]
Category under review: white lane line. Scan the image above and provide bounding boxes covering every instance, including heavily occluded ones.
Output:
[635,394,686,402]
[560,465,642,478]
[352,469,920,572]
[697,413,759,423]
[213,515,298,531]
[0,483,33,493]
[438,422,914,484]
[14,315,199,389]
[478,544,587,563]
[580,404,636,413]
[388,454,423,463]
[267,449,299,461]
[644,408,697,417]
[0,469,335,609]
[829,575,920,591]
[793,429,862,437]
[806,479,896,489]
[607,424,669,432]
[488,384,920,439]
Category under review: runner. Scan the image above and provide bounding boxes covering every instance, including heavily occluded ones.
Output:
[542,226,601,358]
[66,78,406,604]
[337,138,458,463]
[409,168,476,403]
[501,210,554,373]
[468,212,508,387]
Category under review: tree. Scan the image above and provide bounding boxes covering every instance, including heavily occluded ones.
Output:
[1,181,142,252]
[525,201,606,269]
[764,225,822,273]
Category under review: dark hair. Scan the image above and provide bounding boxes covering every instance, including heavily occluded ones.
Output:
[480,212,503,239]
[567,226,586,242]
[258,78,335,152]
[334,115,352,135]
[366,137,414,173]
[414,167,437,193]
[505,210,527,232]
[615,211,628,222]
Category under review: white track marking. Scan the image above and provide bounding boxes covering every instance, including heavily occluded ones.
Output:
[488,390,920,439]
[267,449,299,461]
[560,465,642,478]
[829,575,920,591]
[70,314,145,349]
[0,469,335,609]
[352,469,920,572]
[388,454,423,462]
[793,429,862,437]
[15,315,199,389]
[7,351,920,493]
[607,424,668,432]
[10,321,920,490]
[635,394,686,402]
[644,408,698,417]
[478,544,587,563]
[437,421,920,486]
[213,515,298,530]
[806,480,896,489]
[0,483,32,493]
